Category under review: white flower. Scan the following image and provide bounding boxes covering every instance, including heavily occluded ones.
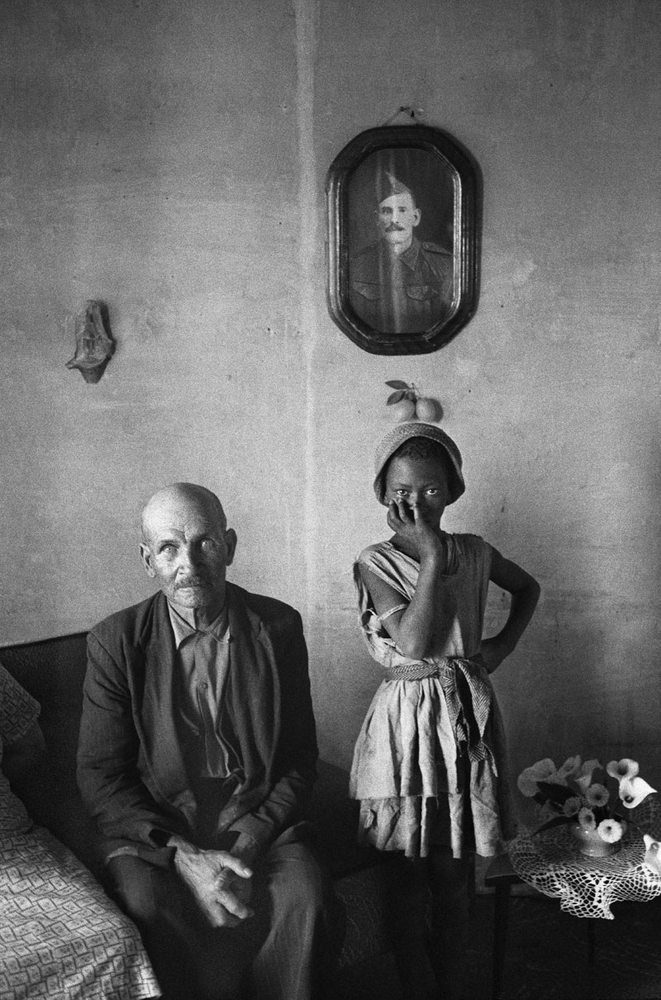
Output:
[577,807,596,830]
[557,756,582,780]
[517,769,541,798]
[530,758,557,779]
[643,834,661,876]
[606,758,639,781]
[597,818,624,844]
[586,783,610,808]
[517,758,556,797]
[619,776,656,810]
[575,774,593,795]
[579,758,602,781]
[562,796,582,817]
[575,759,603,795]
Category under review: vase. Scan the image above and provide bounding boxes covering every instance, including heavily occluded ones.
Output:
[570,821,625,858]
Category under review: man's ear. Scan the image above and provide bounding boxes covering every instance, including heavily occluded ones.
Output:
[140,543,157,578]
[413,208,421,227]
[224,528,237,567]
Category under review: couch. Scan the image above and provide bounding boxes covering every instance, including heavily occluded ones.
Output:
[0,631,403,999]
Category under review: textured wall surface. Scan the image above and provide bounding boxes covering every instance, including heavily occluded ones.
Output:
[1,0,659,786]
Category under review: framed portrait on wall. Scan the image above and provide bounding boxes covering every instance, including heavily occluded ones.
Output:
[326,125,480,355]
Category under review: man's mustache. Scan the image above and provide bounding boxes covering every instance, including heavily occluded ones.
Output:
[385,223,405,232]
[175,577,208,588]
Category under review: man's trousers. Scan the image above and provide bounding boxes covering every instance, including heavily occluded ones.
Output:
[108,838,330,1000]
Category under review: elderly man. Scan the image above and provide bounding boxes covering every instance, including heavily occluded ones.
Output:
[349,172,453,334]
[77,483,327,1000]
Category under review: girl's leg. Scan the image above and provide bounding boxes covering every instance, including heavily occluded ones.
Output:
[426,847,474,1000]
[385,855,438,1000]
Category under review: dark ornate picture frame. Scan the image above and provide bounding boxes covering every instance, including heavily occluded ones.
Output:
[326,125,480,355]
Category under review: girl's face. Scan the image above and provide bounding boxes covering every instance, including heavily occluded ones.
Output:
[384,453,450,528]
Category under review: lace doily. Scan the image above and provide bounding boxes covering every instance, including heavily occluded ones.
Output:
[509,798,661,920]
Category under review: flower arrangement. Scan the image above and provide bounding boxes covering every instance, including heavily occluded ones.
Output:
[517,756,657,847]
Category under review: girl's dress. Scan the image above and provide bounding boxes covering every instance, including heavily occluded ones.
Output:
[349,533,516,859]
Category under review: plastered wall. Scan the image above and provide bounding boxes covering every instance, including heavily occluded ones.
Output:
[1,0,660,785]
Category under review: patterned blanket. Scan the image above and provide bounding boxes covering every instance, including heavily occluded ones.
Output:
[0,827,160,1000]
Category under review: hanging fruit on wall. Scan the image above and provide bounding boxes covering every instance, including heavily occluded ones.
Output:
[385,381,443,422]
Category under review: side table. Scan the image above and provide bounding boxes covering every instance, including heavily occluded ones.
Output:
[485,820,661,1000]
[484,853,596,1000]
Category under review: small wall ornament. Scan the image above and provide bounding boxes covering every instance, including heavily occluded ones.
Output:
[65,300,115,383]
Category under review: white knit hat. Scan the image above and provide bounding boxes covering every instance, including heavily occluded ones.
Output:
[373,421,465,505]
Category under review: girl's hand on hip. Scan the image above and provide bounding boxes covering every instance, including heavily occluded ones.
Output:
[478,636,512,674]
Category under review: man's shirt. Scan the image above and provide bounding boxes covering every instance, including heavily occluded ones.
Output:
[168,603,243,783]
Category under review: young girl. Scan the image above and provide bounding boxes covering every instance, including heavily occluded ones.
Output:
[349,421,540,1000]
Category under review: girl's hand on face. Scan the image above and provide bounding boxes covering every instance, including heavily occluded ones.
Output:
[387,499,443,560]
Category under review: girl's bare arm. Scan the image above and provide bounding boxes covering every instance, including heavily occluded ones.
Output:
[480,547,540,673]
[360,500,446,659]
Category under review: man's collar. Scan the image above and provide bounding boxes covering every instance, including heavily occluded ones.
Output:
[396,237,421,269]
[167,601,230,649]
[378,235,421,269]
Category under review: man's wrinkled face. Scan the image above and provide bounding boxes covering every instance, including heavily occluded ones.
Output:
[376,192,421,251]
[140,491,236,616]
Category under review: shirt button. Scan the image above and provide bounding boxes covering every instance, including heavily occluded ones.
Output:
[199,681,209,690]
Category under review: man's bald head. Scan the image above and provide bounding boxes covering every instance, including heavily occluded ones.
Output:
[141,483,227,542]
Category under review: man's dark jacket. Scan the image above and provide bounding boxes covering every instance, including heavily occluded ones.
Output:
[77,584,318,867]
[350,236,453,334]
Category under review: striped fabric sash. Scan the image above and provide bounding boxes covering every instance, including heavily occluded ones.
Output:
[383,656,495,770]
